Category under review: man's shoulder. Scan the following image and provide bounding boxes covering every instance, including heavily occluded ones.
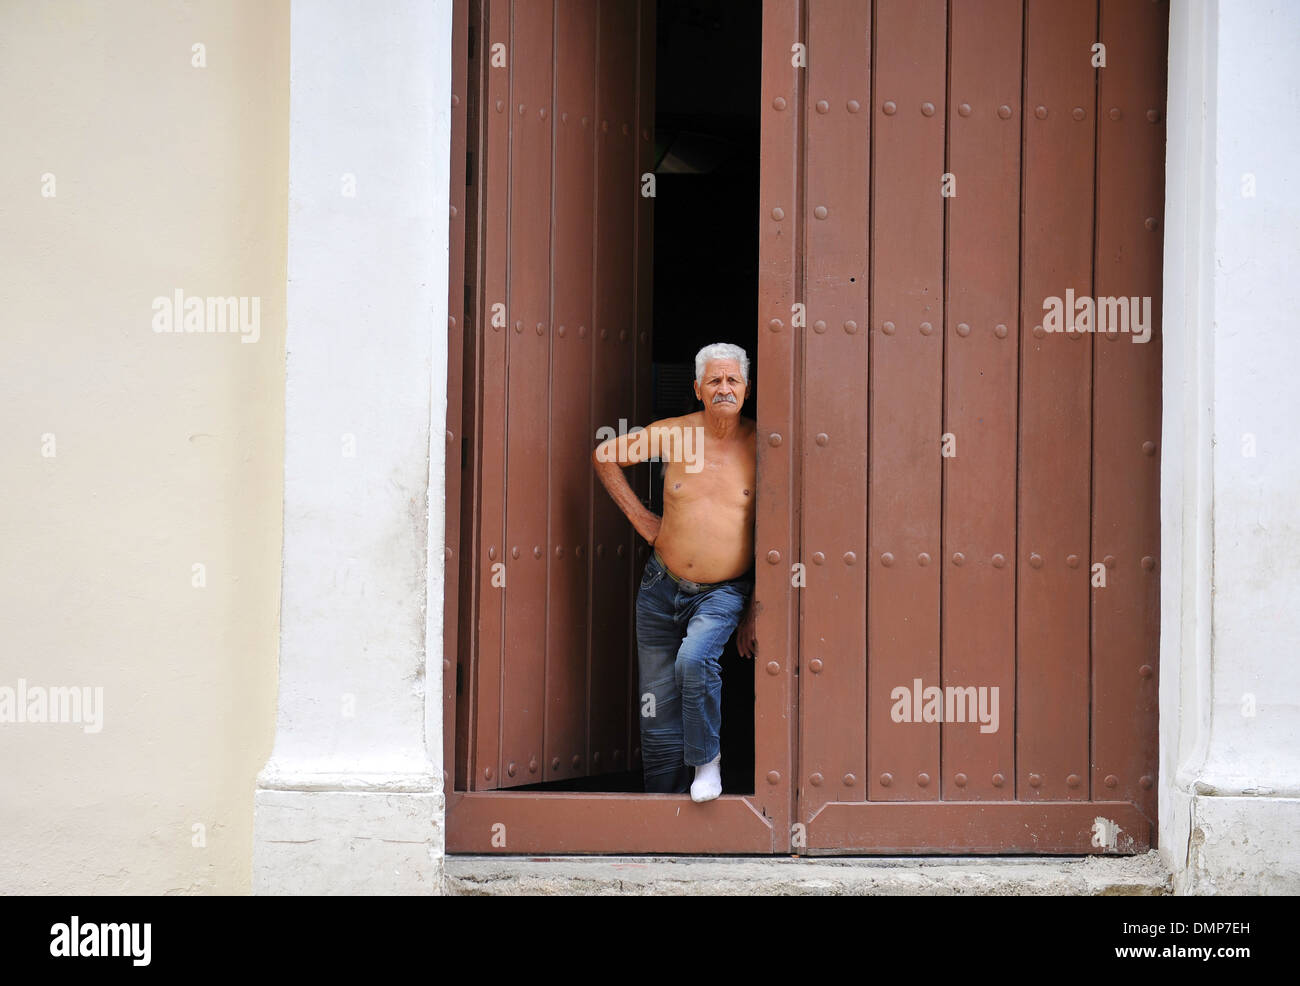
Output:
[647,412,702,431]
[648,412,755,435]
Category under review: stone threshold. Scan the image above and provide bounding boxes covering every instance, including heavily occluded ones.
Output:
[444,851,1172,895]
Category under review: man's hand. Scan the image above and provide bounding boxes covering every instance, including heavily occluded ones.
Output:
[735,598,757,659]
[639,513,662,546]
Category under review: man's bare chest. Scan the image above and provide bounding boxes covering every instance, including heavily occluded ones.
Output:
[662,446,755,510]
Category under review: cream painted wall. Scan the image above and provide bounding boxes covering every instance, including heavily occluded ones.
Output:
[0,0,287,893]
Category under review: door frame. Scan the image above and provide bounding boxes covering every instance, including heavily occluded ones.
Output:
[443,0,1162,857]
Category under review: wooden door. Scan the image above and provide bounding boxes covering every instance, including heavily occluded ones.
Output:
[792,0,1165,853]
[448,0,655,793]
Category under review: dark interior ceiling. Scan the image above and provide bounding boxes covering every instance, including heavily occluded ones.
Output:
[654,0,762,176]
[651,0,761,383]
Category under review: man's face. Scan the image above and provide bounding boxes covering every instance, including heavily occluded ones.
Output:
[694,358,747,416]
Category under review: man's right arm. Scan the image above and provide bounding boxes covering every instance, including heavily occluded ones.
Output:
[591,420,671,545]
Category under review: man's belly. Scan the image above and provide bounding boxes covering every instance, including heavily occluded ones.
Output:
[654,510,754,583]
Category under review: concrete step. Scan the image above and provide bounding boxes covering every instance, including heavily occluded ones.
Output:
[445,851,1172,895]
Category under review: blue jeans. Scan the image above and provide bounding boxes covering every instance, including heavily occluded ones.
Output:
[635,549,754,793]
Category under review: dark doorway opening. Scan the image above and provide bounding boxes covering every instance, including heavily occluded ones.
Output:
[648,0,762,796]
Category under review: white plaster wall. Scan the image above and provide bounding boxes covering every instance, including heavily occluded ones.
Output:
[1160,0,1218,885]
[1205,0,1300,794]
[257,0,443,788]
[0,0,288,893]
[1162,0,1300,893]
[252,0,450,893]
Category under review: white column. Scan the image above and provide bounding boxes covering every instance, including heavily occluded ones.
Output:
[1161,0,1300,894]
[253,0,452,894]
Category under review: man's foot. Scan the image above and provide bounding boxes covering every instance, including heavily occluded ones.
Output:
[690,753,722,803]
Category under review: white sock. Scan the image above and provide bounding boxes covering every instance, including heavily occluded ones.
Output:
[690,753,722,803]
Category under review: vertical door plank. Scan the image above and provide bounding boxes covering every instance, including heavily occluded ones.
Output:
[472,0,514,790]
[545,0,598,784]
[941,0,1021,800]
[756,0,802,847]
[446,0,470,790]
[800,0,872,814]
[627,0,656,776]
[588,0,639,776]
[1091,0,1165,820]
[867,0,947,803]
[1016,0,1096,802]
[454,0,489,792]
[500,0,555,786]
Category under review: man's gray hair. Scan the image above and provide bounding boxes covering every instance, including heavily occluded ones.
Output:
[694,342,750,386]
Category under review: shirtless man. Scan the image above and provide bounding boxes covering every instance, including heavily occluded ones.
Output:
[592,342,757,802]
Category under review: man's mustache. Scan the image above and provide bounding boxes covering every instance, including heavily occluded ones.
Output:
[711,393,737,404]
